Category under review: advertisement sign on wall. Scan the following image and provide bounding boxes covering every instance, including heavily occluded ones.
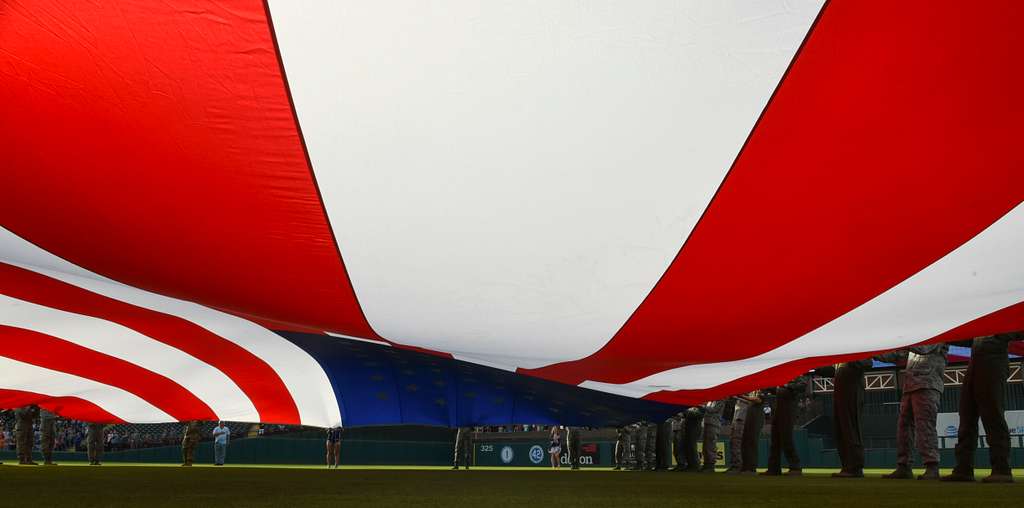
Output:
[476,442,601,467]
[936,410,1024,448]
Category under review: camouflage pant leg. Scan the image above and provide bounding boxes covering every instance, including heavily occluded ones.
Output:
[87,436,102,462]
[614,438,625,467]
[911,389,940,464]
[182,439,197,464]
[15,428,28,461]
[672,429,683,467]
[728,418,744,468]
[40,421,54,461]
[636,431,647,469]
[702,420,721,467]
[645,426,656,469]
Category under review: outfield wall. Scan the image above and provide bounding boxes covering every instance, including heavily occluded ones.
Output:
[3,432,1021,469]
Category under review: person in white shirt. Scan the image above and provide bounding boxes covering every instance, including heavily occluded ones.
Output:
[212,421,230,466]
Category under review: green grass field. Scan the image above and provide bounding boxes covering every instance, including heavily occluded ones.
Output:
[1,463,1020,507]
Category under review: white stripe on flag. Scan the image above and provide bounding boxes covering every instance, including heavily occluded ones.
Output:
[268,0,825,370]
[0,295,260,421]
[581,200,1024,396]
[0,356,174,423]
[0,227,342,427]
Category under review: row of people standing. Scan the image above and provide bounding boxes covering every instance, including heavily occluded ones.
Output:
[4,406,71,466]
[824,333,1020,482]
[2,414,227,467]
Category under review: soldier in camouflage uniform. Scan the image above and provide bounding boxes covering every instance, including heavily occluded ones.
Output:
[877,344,948,480]
[725,396,749,473]
[613,426,627,470]
[86,422,105,465]
[14,405,39,465]
[627,424,640,470]
[633,421,648,471]
[701,400,725,472]
[181,420,201,466]
[670,413,684,470]
[39,409,57,466]
[644,422,657,470]
[942,333,1022,483]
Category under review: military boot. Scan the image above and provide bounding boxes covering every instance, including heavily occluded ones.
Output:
[981,471,1014,483]
[916,463,939,480]
[939,469,974,482]
[882,464,914,479]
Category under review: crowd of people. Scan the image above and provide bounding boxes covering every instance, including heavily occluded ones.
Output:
[443,331,1021,483]
[0,414,244,467]
[604,332,1022,483]
[3,333,1020,480]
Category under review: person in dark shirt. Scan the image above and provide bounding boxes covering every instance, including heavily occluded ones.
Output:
[761,375,807,476]
[326,426,342,468]
[942,333,1023,483]
[816,359,872,478]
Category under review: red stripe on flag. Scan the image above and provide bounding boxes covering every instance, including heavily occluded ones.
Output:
[0,1,379,339]
[0,262,300,423]
[0,325,214,421]
[527,0,1024,386]
[0,389,124,424]
[641,301,1024,405]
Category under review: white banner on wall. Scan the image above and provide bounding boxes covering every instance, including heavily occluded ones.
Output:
[935,410,1024,448]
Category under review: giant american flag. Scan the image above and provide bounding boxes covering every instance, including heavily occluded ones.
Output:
[1,0,1022,427]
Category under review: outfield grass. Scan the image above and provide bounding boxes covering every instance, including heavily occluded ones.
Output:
[1,463,1020,507]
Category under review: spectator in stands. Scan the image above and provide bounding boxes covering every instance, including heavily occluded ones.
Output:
[326,426,342,468]
[942,333,1023,483]
[213,421,230,466]
[548,425,563,469]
